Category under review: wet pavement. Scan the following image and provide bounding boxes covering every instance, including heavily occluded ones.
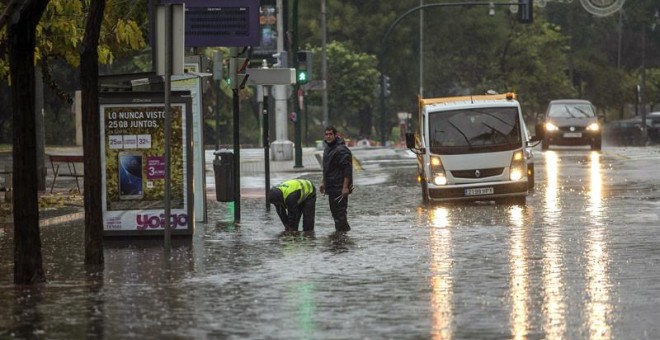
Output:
[2,145,660,339]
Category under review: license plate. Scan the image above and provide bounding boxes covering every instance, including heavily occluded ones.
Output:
[563,132,582,138]
[465,187,494,196]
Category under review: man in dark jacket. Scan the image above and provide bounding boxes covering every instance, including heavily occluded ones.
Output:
[319,126,353,232]
[268,179,317,232]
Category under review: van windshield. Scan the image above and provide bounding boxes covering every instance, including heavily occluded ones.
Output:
[428,107,521,154]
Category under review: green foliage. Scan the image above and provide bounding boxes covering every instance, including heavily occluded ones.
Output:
[2,0,658,144]
[309,41,379,133]
[296,0,660,140]
[0,0,146,79]
[0,0,148,144]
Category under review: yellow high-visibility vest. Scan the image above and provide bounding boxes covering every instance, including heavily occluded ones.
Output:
[277,179,314,204]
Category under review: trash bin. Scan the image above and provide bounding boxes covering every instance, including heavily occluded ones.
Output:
[213,150,234,202]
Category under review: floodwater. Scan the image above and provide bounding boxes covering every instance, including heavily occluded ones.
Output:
[2,146,660,339]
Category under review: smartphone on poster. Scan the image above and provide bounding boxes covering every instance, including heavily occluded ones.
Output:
[118,151,144,200]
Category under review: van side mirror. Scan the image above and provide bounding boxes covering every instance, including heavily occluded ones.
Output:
[405,132,416,149]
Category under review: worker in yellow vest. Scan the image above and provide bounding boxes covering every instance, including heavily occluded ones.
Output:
[268,179,317,232]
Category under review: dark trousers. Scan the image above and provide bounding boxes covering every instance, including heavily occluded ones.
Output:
[328,194,350,232]
[291,193,316,231]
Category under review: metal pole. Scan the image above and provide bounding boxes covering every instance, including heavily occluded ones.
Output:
[164,4,172,248]
[215,79,221,149]
[641,26,647,142]
[419,0,424,97]
[231,51,242,223]
[321,0,329,126]
[263,87,271,211]
[213,51,223,150]
[293,0,303,168]
[379,72,386,146]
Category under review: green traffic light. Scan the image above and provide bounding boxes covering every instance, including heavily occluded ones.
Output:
[298,72,308,83]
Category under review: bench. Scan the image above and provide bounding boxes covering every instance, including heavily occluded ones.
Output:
[48,154,84,193]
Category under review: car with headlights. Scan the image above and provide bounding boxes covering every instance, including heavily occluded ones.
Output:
[535,99,602,150]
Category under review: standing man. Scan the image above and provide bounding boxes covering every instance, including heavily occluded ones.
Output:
[320,126,353,232]
[268,179,317,232]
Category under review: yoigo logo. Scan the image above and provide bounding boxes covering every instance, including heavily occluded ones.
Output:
[136,213,188,230]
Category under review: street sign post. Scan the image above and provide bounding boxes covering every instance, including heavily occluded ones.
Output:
[246,68,296,85]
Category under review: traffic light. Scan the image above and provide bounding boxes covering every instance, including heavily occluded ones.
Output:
[382,75,391,97]
[518,0,533,23]
[296,50,312,84]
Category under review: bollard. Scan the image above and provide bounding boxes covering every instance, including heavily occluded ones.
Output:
[213,150,234,202]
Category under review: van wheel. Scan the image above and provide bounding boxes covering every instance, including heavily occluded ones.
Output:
[541,138,549,150]
[591,140,601,150]
[527,164,535,190]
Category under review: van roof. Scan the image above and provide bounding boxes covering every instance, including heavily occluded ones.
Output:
[420,93,517,106]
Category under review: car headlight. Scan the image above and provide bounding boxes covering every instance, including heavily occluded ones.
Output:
[545,122,559,131]
[586,122,600,131]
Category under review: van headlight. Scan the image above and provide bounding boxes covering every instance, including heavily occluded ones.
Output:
[430,156,447,186]
[509,150,525,181]
[586,122,600,131]
[433,173,447,186]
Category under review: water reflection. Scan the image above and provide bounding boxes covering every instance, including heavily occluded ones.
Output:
[291,283,316,338]
[542,150,567,337]
[588,152,604,218]
[544,151,561,222]
[11,288,44,339]
[508,206,529,339]
[85,270,105,339]
[428,207,453,339]
[585,151,612,340]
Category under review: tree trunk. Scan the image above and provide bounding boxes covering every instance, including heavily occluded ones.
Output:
[81,0,106,268]
[358,105,373,140]
[9,0,50,285]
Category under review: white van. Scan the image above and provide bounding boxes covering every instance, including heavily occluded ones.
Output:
[406,92,536,204]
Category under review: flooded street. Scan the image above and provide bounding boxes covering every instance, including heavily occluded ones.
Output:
[2,146,660,339]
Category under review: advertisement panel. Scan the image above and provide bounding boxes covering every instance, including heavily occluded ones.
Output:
[100,93,193,236]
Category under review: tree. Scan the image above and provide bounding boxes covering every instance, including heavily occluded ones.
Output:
[310,41,379,138]
[1,0,147,277]
[81,0,105,268]
[295,0,660,137]
[7,0,50,284]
